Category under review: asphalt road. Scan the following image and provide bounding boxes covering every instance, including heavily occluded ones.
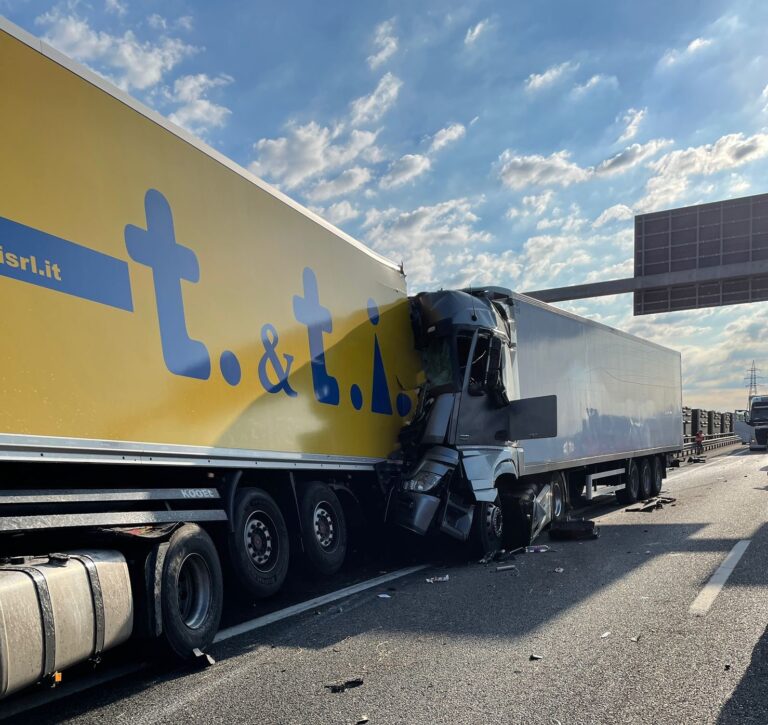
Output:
[10,446,768,724]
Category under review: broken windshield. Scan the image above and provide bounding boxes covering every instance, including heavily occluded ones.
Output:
[423,337,454,389]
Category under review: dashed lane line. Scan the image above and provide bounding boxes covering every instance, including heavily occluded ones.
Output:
[689,540,751,616]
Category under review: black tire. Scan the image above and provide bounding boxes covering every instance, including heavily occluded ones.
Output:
[550,473,568,522]
[469,497,504,556]
[298,482,348,577]
[616,461,639,504]
[228,487,290,599]
[638,458,653,500]
[651,456,664,496]
[160,524,223,659]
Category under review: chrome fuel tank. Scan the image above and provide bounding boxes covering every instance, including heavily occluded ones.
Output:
[0,550,133,699]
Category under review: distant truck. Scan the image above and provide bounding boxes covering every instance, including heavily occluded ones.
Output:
[386,289,683,551]
[747,396,768,450]
[0,16,683,700]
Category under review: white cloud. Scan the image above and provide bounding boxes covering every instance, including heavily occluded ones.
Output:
[660,37,713,67]
[166,74,233,136]
[176,16,194,32]
[525,61,579,92]
[350,72,402,126]
[147,13,166,30]
[307,167,372,202]
[367,19,398,69]
[618,107,646,143]
[324,201,361,225]
[469,115,480,126]
[728,173,750,196]
[572,74,618,96]
[380,154,431,189]
[595,138,673,176]
[593,203,634,228]
[251,122,379,189]
[523,190,554,216]
[36,10,197,91]
[638,131,768,211]
[464,19,489,46]
[497,149,590,189]
[363,198,491,288]
[428,123,466,154]
[105,0,126,17]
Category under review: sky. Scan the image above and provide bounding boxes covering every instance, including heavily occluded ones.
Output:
[3,0,768,412]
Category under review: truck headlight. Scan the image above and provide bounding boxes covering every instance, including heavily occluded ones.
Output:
[402,470,443,493]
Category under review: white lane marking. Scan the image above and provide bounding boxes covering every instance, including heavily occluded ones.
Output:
[689,540,751,616]
[214,565,428,642]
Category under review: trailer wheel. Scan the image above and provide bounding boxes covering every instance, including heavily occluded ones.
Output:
[470,498,504,555]
[616,461,639,504]
[550,473,568,522]
[298,482,348,577]
[228,488,290,598]
[651,456,664,496]
[161,524,223,659]
[638,458,653,500]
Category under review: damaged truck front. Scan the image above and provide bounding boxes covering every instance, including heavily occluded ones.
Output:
[384,287,683,553]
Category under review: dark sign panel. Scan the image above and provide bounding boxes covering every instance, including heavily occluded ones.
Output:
[634,193,768,314]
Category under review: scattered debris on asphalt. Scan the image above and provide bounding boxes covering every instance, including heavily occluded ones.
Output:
[601,631,611,639]
[554,567,564,574]
[377,593,391,599]
[495,564,518,573]
[325,678,364,694]
[479,548,521,565]
[192,648,216,667]
[687,456,706,464]
[725,664,731,671]
[356,717,370,724]
[525,545,553,553]
[530,654,543,661]
[549,519,599,540]
[426,575,450,583]
[625,496,677,513]
[630,635,642,643]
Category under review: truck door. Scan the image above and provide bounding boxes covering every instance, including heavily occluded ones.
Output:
[455,331,510,446]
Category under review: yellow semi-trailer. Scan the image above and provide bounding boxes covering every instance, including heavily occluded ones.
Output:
[0,17,422,697]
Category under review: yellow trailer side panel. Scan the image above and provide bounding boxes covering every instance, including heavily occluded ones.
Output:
[0,28,421,460]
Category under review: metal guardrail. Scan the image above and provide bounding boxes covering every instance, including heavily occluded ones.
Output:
[681,433,741,454]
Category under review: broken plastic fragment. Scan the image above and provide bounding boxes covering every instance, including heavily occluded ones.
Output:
[600,631,611,639]
[530,654,543,660]
[426,575,450,583]
[554,567,564,573]
[325,677,364,693]
[525,545,551,553]
[377,593,391,599]
[495,564,518,572]
[630,635,641,643]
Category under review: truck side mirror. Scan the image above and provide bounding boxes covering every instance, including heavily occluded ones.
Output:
[498,395,558,441]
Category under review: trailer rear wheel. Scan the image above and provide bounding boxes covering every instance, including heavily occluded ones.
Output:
[161,524,223,659]
[638,459,653,500]
[550,472,568,522]
[228,488,290,598]
[298,482,348,577]
[651,456,664,496]
[470,498,504,555]
[616,461,639,505]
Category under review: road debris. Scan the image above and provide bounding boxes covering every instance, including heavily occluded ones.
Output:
[525,545,553,553]
[426,575,450,583]
[600,631,611,639]
[549,519,599,540]
[377,593,391,599]
[625,496,677,513]
[325,678,364,694]
[630,635,642,643]
[725,664,731,671]
[478,550,497,565]
[495,564,519,573]
[356,718,370,724]
[530,654,543,660]
[554,567,564,574]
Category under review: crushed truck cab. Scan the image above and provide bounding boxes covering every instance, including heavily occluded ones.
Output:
[386,286,682,551]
